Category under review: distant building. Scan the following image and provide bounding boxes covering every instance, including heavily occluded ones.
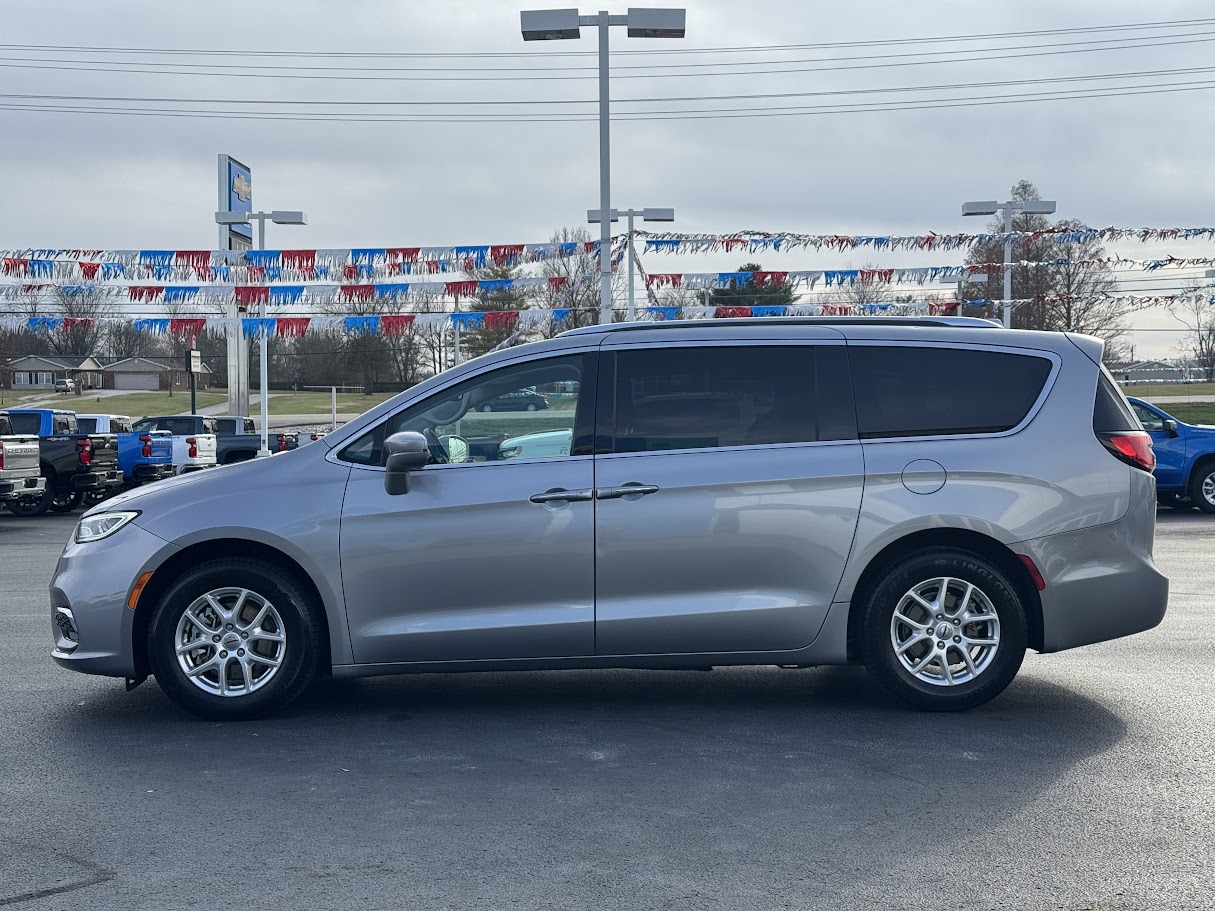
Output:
[1111,360,1187,384]
[1,355,104,390]
[100,356,213,391]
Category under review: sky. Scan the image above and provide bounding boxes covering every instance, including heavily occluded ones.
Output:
[2,0,1214,357]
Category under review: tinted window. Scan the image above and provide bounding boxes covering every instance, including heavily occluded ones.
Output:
[245,419,256,434]
[849,345,1052,439]
[1129,402,1166,432]
[1094,370,1141,433]
[609,346,815,453]
[0,415,12,435]
[340,354,591,467]
[54,415,76,434]
[76,417,98,434]
[8,413,40,435]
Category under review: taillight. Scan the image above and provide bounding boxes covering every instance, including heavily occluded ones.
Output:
[1099,431,1155,472]
[186,436,197,458]
[310,434,320,442]
[76,438,92,466]
[139,433,152,458]
[276,434,288,453]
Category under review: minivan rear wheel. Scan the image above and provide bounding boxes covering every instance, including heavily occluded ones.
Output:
[860,549,1027,711]
[147,558,323,720]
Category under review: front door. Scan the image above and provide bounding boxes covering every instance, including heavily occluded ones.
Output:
[337,352,597,665]
[1131,401,1185,488]
[593,340,864,656]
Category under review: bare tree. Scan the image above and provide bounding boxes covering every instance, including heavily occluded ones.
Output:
[819,262,897,311]
[1170,296,1215,380]
[535,227,604,338]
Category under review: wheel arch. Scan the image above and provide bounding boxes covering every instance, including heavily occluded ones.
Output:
[844,527,1044,661]
[132,538,333,679]
[1187,453,1215,488]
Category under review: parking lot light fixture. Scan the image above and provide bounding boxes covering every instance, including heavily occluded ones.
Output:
[962,197,1057,328]
[588,206,676,320]
[523,7,686,325]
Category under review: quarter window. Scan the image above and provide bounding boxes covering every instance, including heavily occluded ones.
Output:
[607,346,816,453]
[849,345,1052,439]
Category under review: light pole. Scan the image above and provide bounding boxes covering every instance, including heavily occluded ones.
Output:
[961,198,1057,328]
[523,8,686,325]
[588,207,674,320]
[216,209,307,457]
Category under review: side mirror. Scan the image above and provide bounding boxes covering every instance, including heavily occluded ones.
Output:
[1164,419,1179,438]
[383,431,429,495]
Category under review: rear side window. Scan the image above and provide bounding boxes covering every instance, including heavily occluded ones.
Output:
[54,415,77,434]
[849,345,1053,439]
[1094,369,1140,432]
[0,416,11,435]
[244,419,256,434]
[8,413,40,435]
[608,346,816,453]
[76,417,98,433]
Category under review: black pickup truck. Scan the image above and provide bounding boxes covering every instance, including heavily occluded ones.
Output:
[3,409,122,516]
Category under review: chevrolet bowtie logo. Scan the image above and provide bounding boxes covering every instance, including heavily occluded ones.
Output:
[232,173,251,201]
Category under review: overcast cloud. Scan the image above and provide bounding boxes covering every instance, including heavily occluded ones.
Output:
[2,0,1213,356]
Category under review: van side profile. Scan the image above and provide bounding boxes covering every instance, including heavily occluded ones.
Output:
[51,319,1167,718]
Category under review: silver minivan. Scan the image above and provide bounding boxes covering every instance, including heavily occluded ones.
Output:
[50,318,1168,719]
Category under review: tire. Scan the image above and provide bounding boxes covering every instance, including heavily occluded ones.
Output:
[1188,463,1215,514]
[6,472,52,517]
[480,404,493,413]
[147,558,323,720]
[860,548,1028,712]
[525,403,538,412]
[49,487,83,513]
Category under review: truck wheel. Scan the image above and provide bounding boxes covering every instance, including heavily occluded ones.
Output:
[5,484,50,517]
[147,558,324,720]
[1189,463,1215,514]
[860,548,1027,712]
[49,488,83,513]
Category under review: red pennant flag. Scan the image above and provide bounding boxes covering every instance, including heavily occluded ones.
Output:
[490,244,525,266]
[79,262,101,279]
[380,314,416,335]
[62,317,94,329]
[645,274,681,289]
[3,258,29,276]
[175,251,210,270]
[128,286,165,301]
[721,237,747,251]
[715,306,752,318]
[275,317,311,337]
[751,271,787,287]
[234,286,270,306]
[547,276,569,291]
[483,311,519,331]
[859,269,894,284]
[386,261,401,276]
[245,266,266,282]
[822,304,855,316]
[339,285,374,302]
[343,264,359,280]
[928,303,960,316]
[445,280,479,298]
[170,318,207,338]
[387,247,420,263]
[280,250,316,271]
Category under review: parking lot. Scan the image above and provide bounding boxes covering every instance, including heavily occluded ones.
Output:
[0,510,1210,911]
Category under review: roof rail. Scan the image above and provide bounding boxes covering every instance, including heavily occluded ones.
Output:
[560,315,1001,337]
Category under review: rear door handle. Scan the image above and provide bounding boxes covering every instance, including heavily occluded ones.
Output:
[529,487,594,504]
[596,483,660,500]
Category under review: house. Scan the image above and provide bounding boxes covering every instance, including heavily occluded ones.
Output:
[1111,360,1186,384]
[100,356,213,391]
[2,355,104,390]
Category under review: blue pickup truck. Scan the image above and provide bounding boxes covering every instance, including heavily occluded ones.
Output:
[1127,396,1215,513]
[75,414,173,493]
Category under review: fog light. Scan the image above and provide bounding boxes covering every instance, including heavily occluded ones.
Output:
[54,607,79,653]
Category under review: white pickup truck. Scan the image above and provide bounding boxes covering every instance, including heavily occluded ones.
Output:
[130,415,218,475]
[0,411,47,504]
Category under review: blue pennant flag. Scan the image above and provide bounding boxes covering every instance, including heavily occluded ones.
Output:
[718,271,752,286]
[209,264,231,281]
[242,318,277,339]
[60,284,96,296]
[132,318,171,334]
[27,317,63,333]
[101,263,126,279]
[559,242,578,256]
[455,246,488,267]
[374,284,407,300]
[646,306,680,321]
[644,239,682,252]
[550,308,571,324]
[479,279,512,293]
[152,264,173,281]
[344,316,380,336]
[351,248,386,264]
[139,250,174,267]
[29,260,54,278]
[450,312,484,330]
[751,305,787,317]
[270,286,305,305]
[245,250,280,268]
[265,266,282,282]
[164,287,201,303]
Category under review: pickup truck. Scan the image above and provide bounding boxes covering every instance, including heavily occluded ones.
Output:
[213,415,296,461]
[0,411,47,505]
[130,415,219,475]
[76,414,173,490]
[2,408,122,516]
[1127,397,1215,513]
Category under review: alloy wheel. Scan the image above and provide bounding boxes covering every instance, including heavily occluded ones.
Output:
[174,587,287,697]
[889,576,1001,687]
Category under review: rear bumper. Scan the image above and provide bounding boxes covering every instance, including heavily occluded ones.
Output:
[131,463,173,482]
[176,462,217,475]
[0,476,46,499]
[72,469,124,491]
[1015,470,1168,653]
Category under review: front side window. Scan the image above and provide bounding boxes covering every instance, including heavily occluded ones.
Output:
[1130,402,1166,432]
[607,345,816,454]
[339,354,591,467]
[849,345,1053,439]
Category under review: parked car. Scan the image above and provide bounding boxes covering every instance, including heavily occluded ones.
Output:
[0,411,47,505]
[129,415,218,475]
[3,408,121,516]
[1126,397,1215,513]
[76,414,174,496]
[499,428,572,460]
[52,317,1167,720]
[477,388,548,412]
[54,378,76,394]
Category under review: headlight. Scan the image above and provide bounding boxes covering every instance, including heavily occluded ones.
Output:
[500,446,522,459]
[75,511,141,543]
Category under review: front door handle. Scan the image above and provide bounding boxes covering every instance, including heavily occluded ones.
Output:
[596,483,660,500]
[529,487,594,504]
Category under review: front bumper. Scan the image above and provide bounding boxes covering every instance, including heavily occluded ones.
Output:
[0,476,46,500]
[72,469,124,491]
[50,522,177,678]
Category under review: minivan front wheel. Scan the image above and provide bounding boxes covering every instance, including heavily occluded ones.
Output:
[147,559,323,720]
[861,550,1027,711]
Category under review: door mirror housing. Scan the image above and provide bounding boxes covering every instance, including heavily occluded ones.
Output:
[1163,419,1179,438]
[384,431,430,495]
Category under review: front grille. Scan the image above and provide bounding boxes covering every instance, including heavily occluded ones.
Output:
[53,607,79,653]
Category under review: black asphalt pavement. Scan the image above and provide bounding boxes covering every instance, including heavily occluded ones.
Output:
[0,511,1211,910]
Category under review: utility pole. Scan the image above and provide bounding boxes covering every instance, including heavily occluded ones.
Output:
[962,198,1057,328]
